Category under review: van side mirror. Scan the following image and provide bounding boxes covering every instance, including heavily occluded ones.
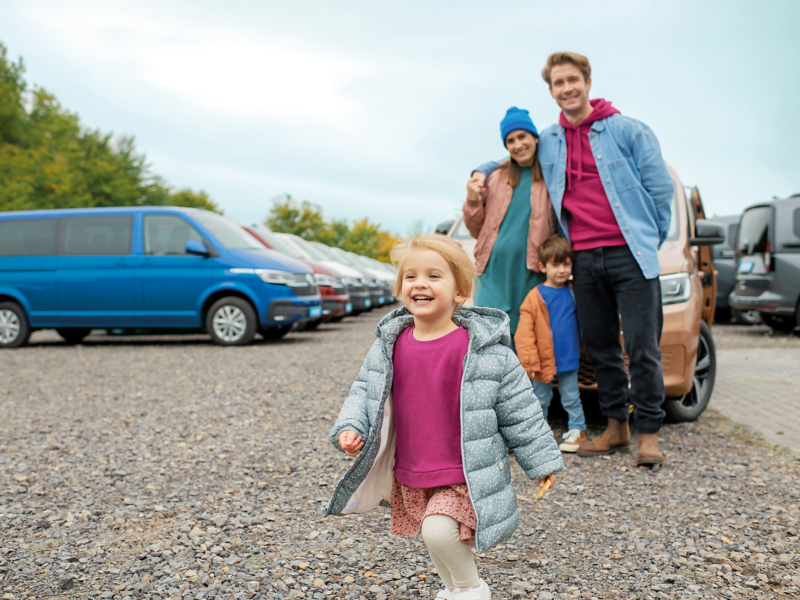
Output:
[690,219,725,246]
[185,239,210,256]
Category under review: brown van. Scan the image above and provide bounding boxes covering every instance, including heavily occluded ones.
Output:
[448,165,724,422]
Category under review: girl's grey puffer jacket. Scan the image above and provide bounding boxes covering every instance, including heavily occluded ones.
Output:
[325,306,564,554]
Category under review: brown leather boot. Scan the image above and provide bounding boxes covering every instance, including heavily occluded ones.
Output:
[576,418,631,456]
[636,433,664,466]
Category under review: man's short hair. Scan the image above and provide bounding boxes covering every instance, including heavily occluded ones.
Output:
[541,52,591,86]
[538,234,574,266]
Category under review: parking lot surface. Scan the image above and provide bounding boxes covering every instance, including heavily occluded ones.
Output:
[1,312,799,600]
[712,324,800,459]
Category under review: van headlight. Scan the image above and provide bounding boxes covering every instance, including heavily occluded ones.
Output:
[659,272,692,305]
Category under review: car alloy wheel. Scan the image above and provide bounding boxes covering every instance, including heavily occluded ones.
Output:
[0,308,21,345]
[206,296,257,346]
[0,309,20,344]
[213,305,247,342]
[0,302,31,348]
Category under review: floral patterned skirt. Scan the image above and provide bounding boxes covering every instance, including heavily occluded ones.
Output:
[390,477,477,544]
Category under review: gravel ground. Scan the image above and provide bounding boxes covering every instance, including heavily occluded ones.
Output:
[1,311,799,600]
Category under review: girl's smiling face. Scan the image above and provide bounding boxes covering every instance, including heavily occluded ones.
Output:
[401,249,466,324]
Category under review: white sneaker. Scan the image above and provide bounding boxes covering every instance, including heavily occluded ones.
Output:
[435,589,454,600]
[453,579,491,600]
[559,429,586,453]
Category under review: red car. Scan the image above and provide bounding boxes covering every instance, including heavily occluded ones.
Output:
[243,226,351,327]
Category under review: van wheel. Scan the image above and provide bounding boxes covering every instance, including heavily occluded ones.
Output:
[664,320,716,422]
[260,325,291,339]
[57,328,92,344]
[0,302,30,349]
[207,297,257,346]
[760,313,796,332]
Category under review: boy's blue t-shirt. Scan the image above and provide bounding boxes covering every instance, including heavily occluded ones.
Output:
[537,283,581,373]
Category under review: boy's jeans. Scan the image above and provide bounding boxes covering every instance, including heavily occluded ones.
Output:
[532,369,586,432]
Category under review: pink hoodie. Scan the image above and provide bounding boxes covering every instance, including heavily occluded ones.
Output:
[559,98,627,251]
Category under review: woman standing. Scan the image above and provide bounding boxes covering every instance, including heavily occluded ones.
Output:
[463,107,557,339]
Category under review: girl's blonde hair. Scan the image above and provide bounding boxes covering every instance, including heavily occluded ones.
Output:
[390,234,476,301]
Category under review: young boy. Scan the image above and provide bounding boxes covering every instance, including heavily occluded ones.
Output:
[515,234,587,452]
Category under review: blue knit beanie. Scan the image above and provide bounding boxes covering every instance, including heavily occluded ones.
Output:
[500,107,539,146]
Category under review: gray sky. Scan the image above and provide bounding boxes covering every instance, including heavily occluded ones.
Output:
[2,0,798,233]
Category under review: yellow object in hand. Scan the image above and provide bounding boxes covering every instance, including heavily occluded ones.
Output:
[534,479,552,500]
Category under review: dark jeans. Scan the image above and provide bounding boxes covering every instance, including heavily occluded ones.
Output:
[573,245,665,434]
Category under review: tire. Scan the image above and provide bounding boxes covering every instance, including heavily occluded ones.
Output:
[260,325,291,340]
[206,297,257,346]
[0,302,31,349]
[57,328,92,344]
[760,312,796,332]
[304,319,321,331]
[664,320,716,422]
[731,308,762,326]
[329,315,345,323]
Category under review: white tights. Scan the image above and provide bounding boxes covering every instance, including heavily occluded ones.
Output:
[421,514,480,591]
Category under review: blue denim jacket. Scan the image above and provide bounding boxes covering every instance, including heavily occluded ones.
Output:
[476,114,674,279]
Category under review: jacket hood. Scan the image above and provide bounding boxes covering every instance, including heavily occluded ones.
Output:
[375,305,511,350]
[558,98,620,130]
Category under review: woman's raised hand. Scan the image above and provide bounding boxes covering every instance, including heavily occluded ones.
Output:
[466,172,486,201]
[339,430,364,456]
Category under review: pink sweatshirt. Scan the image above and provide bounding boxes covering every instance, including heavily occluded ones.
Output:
[560,98,627,251]
[392,326,469,488]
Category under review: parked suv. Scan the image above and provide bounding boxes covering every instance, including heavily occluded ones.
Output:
[0,207,321,347]
[447,167,724,422]
[709,214,759,325]
[729,194,800,332]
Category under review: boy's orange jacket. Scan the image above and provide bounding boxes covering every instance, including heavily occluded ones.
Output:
[514,285,556,384]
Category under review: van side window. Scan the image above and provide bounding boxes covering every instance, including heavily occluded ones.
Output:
[144,215,203,255]
[62,216,133,256]
[736,207,772,256]
[794,208,800,239]
[0,218,58,256]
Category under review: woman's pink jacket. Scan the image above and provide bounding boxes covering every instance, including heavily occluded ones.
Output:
[463,167,557,275]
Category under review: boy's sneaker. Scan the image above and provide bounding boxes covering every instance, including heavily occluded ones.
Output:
[454,579,491,600]
[436,590,454,600]
[559,429,586,453]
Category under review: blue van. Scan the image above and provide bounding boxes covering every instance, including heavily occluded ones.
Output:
[0,207,322,347]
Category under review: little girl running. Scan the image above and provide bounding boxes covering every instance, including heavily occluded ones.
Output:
[325,235,564,600]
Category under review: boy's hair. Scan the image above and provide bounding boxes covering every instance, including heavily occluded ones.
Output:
[390,234,476,301]
[541,52,591,86]
[538,234,574,266]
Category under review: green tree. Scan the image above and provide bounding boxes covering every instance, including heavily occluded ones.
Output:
[0,43,220,213]
[266,194,329,240]
[265,194,401,263]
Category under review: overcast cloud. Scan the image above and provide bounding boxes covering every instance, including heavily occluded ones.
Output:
[2,0,798,233]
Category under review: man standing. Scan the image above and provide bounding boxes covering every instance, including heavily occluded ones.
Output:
[470,52,673,465]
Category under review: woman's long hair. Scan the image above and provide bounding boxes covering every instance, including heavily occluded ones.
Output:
[498,141,543,188]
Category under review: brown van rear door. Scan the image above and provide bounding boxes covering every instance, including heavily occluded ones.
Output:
[689,187,717,325]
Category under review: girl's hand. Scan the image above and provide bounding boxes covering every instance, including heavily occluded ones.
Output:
[466,173,485,201]
[339,430,364,456]
[538,473,556,490]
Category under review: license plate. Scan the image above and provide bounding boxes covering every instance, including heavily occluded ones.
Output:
[738,261,754,273]
[345,302,353,313]
[309,305,322,318]
[364,299,372,307]
[378,296,385,304]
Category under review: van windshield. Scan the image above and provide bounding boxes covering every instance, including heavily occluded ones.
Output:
[193,213,263,250]
[737,206,772,256]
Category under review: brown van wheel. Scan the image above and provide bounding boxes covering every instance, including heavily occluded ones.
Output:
[664,320,716,422]
[0,301,31,348]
